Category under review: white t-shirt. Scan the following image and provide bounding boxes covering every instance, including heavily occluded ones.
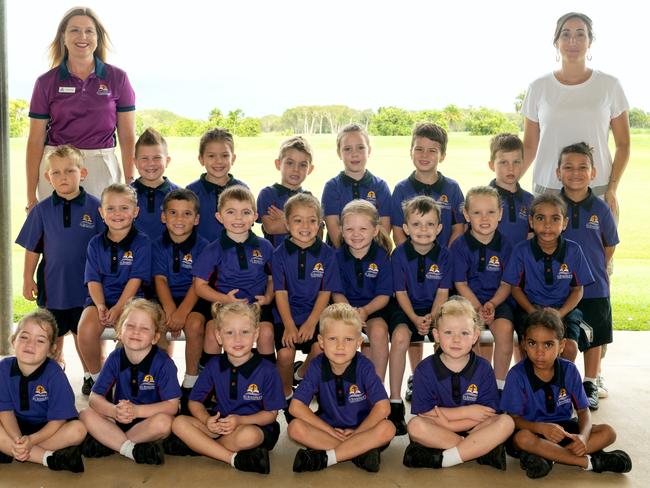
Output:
[522,70,629,194]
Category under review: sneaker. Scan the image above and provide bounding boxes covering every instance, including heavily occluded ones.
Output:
[162,434,200,457]
[81,434,114,458]
[81,376,94,396]
[132,442,165,465]
[591,450,632,473]
[234,447,270,474]
[292,361,304,387]
[292,448,328,472]
[584,381,599,410]
[405,375,414,402]
[520,451,553,479]
[597,375,609,399]
[180,386,192,415]
[388,401,407,436]
[477,443,507,471]
[352,448,380,472]
[47,446,84,473]
[402,441,443,469]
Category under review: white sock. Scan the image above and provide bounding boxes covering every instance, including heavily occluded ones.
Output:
[90,372,100,382]
[120,440,135,460]
[390,399,403,404]
[441,447,463,468]
[585,455,593,471]
[496,379,505,390]
[285,393,293,401]
[326,449,337,467]
[294,370,303,381]
[584,377,597,384]
[84,372,91,380]
[230,452,237,467]
[42,450,54,467]
[182,374,198,388]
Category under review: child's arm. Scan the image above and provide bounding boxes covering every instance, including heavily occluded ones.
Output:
[392,226,407,246]
[297,291,331,342]
[154,275,178,327]
[558,285,583,318]
[379,216,391,236]
[511,285,536,313]
[604,245,616,269]
[332,293,350,304]
[288,398,346,442]
[565,407,592,457]
[357,296,390,323]
[22,420,66,447]
[0,411,22,440]
[255,276,274,306]
[275,290,298,347]
[194,277,246,304]
[88,281,109,324]
[215,410,278,436]
[351,399,390,435]
[324,216,342,248]
[88,392,120,420]
[454,282,482,310]
[396,291,431,335]
[510,415,569,444]
[106,278,142,325]
[22,250,40,301]
[449,223,465,246]
[483,282,512,323]
[431,288,449,318]
[261,206,287,235]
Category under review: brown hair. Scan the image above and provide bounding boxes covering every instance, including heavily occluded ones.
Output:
[319,303,362,336]
[45,144,84,171]
[278,135,314,164]
[284,192,322,221]
[553,12,594,45]
[524,308,565,340]
[49,7,112,67]
[489,133,523,162]
[464,186,501,211]
[12,309,58,349]
[557,142,594,168]
[135,127,168,156]
[199,127,234,156]
[101,183,137,206]
[115,298,166,338]
[433,296,482,331]
[402,195,441,223]
[217,185,256,212]
[411,123,448,154]
[341,199,393,253]
[162,188,200,213]
[211,302,261,331]
[530,193,567,218]
[336,124,370,156]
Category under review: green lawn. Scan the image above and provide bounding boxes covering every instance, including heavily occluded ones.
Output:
[7,133,650,329]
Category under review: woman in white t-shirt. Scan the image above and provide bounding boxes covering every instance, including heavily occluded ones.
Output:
[521,12,630,217]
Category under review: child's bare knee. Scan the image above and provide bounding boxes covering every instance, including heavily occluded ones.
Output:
[513,429,536,450]
[286,419,306,441]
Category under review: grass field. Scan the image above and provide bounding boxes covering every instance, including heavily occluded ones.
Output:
[7,133,650,329]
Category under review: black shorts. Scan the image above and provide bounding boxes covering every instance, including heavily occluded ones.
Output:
[17,416,78,436]
[389,306,434,343]
[116,416,145,432]
[577,297,613,349]
[172,296,212,320]
[514,306,589,351]
[48,307,83,336]
[260,421,280,450]
[273,323,319,354]
[506,418,579,458]
[492,301,515,323]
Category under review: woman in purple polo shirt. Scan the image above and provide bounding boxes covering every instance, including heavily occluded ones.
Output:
[26,6,136,209]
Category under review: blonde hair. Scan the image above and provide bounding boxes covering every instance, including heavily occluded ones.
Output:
[433,296,482,331]
[319,303,362,336]
[217,185,256,213]
[464,186,501,211]
[341,199,392,253]
[336,123,370,156]
[115,298,166,338]
[211,302,261,331]
[49,7,112,68]
[101,183,137,206]
[11,309,58,349]
[45,144,84,172]
[284,192,322,221]
[278,135,313,164]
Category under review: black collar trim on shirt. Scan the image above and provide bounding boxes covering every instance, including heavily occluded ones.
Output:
[59,55,106,80]
[120,345,158,372]
[199,173,235,194]
[432,350,479,381]
[464,229,503,252]
[220,231,259,249]
[404,238,441,262]
[162,228,197,253]
[339,171,374,187]
[51,187,88,206]
[560,188,596,211]
[218,352,262,379]
[284,237,323,257]
[10,357,50,380]
[321,353,358,382]
[530,235,567,262]
[132,177,174,195]
[408,171,446,195]
[101,225,139,251]
[489,179,525,202]
[343,240,378,262]
[524,358,565,391]
[272,183,303,196]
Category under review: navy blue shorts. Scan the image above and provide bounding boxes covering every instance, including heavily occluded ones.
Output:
[577,297,613,348]
[273,323,319,354]
[389,306,434,343]
[172,296,212,320]
[48,307,83,336]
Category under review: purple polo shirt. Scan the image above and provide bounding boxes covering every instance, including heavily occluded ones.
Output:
[391,171,466,246]
[560,189,619,299]
[16,188,103,309]
[451,230,512,303]
[321,171,391,218]
[411,351,499,414]
[503,237,594,307]
[0,357,77,424]
[190,352,285,418]
[193,231,273,303]
[92,345,181,405]
[500,358,589,423]
[293,352,388,429]
[257,183,309,247]
[392,239,451,310]
[335,242,393,307]
[153,229,209,300]
[489,180,533,246]
[132,177,179,242]
[29,56,135,149]
[84,226,152,306]
[271,238,341,325]
[186,174,248,243]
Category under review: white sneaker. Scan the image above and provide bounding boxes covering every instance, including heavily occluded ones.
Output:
[597,375,608,399]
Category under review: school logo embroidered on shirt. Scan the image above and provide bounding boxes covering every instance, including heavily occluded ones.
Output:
[120,251,134,266]
[80,213,95,229]
[365,262,379,278]
[140,374,156,391]
[557,263,571,280]
[519,206,528,219]
[250,249,264,265]
[181,253,193,270]
[348,384,367,403]
[586,214,600,230]
[365,191,377,204]
[462,383,479,402]
[96,84,110,96]
[311,262,324,278]
[557,388,571,407]
[32,385,48,402]
[243,383,263,401]
[425,263,442,280]
[486,255,501,271]
[436,194,450,209]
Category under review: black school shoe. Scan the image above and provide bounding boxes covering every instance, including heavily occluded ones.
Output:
[162,433,200,457]
[132,441,165,465]
[234,447,270,474]
[388,401,407,436]
[402,441,443,469]
[476,443,507,471]
[293,448,328,472]
[520,451,553,479]
[47,446,85,473]
[583,381,599,411]
[352,448,380,472]
[81,376,94,396]
[0,451,12,463]
[591,450,632,473]
[405,375,414,402]
[81,434,114,458]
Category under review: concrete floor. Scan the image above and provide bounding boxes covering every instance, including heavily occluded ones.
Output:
[1,331,647,487]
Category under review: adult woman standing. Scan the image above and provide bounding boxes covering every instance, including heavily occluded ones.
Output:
[26,6,135,208]
[521,12,630,217]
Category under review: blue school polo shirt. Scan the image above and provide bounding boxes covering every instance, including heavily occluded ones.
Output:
[186,174,248,242]
[16,189,103,309]
[321,171,391,218]
[560,189,619,299]
[500,358,589,423]
[190,352,285,417]
[489,180,533,246]
[257,184,309,247]
[411,351,499,414]
[92,345,181,404]
[132,178,179,242]
[271,239,341,325]
[193,231,273,303]
[451,230,512,303]
[335,242,393,307]
[84,226,152,306]
[152,229,209,300]
[502,237,594,307]
[293,352,388,429]
[390,172,465,246]
[0,357,77,424]
[392,239,451,310]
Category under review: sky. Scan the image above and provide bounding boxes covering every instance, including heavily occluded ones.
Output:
[7,0,650,120]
